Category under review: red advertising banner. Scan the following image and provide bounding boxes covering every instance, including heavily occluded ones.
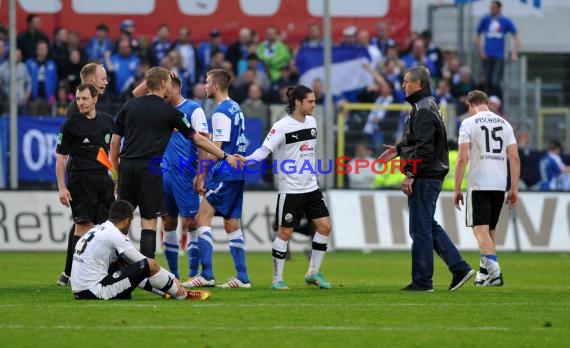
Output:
[0,0,411,46]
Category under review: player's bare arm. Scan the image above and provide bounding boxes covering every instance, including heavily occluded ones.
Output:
[506,143,520,208]
[454,142,470,210]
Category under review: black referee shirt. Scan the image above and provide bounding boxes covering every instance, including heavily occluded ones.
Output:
[56,112,114,174]
[112,95,196,160]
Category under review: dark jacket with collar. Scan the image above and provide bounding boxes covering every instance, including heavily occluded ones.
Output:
[396,87,449,180]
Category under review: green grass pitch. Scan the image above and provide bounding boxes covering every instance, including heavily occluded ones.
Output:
[0,251,568,347]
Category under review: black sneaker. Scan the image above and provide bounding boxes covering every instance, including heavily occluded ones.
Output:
[449,269,475,291]
[400,283,434,292]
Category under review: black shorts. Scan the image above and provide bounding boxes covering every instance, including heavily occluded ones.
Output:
[68,172,115,225]
[74,259,150,300]
[275,189,329,228]
[118,159,163,219]
[466,190,505,229]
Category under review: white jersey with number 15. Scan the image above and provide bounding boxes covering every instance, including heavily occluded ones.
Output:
[458,111,517,191]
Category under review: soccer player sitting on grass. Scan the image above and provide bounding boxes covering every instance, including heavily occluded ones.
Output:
[70,200,211,301]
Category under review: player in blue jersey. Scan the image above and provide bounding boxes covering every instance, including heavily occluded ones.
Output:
[132,74,209,280]
[183,69,251,289]
[162,76,209,279]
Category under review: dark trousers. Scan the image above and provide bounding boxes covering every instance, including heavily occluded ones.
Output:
[482,57,505,98]
[408,178,471,288]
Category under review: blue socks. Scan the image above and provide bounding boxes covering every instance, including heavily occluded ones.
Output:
[197,226,214,280]
[187,230,200,278]
[163,230,179,279]
[228,229,249,284]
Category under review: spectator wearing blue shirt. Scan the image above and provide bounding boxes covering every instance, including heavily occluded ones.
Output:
[401,39,437,77]
[26,40,57,115]
[476,1,520,98]
[197,29,227,81]
[421,30,443,79]
[539,141,570,191]
[107,38,140,96]
[371,22,395,57]
[85,24,114,63]
[152,24,172,64]
[380,58,404,102]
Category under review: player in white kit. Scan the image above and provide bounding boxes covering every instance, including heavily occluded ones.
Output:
[246,85,333,290]
[453,90,520,286]
[70,200,211,300]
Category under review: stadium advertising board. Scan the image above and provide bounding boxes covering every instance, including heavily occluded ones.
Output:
[328,190,570,252]
[17,116,63,183]
[1,190,569,251]
[1,116,265,184]
[0,0,411,44]
[0,191,311,251]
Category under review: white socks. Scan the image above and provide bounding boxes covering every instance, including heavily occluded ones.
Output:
[308,232,329,275]
[149,267,187,299]
[272,237,288,283]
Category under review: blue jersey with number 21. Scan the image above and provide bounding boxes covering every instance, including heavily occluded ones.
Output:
[211,99,246,181]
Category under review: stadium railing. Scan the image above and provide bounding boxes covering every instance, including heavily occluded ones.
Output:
[336,102,449,188]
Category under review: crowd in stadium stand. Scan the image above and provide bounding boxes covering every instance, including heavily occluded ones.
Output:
[0,15,487,119]
[0,15,568,191]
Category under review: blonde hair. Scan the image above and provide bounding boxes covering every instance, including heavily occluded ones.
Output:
[145,67,171,91]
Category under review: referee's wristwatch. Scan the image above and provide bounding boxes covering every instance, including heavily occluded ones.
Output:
[405,172,415,179]
[221,152,229,160]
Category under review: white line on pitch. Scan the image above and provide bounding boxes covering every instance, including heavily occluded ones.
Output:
[0,302,564,309]
[0,324,513,332]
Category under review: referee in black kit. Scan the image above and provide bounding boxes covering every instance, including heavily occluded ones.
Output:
[110,67,242,259]
[56,62,111,287]
[55,83,115,273]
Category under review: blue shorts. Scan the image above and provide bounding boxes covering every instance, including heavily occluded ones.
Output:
[205,179,244,219]
[163,171,200,218]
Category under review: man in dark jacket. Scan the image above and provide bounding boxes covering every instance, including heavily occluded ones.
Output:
[378,66,473,292]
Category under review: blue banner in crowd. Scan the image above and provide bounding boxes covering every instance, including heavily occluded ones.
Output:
[6,116,265,186]
[18,116,65,183]
[0,117,8,188]
[296,46,373,101]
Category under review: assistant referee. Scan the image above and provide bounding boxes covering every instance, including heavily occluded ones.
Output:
[57,63,111,287]
[110,67,241,259]
[56,83,115,267]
